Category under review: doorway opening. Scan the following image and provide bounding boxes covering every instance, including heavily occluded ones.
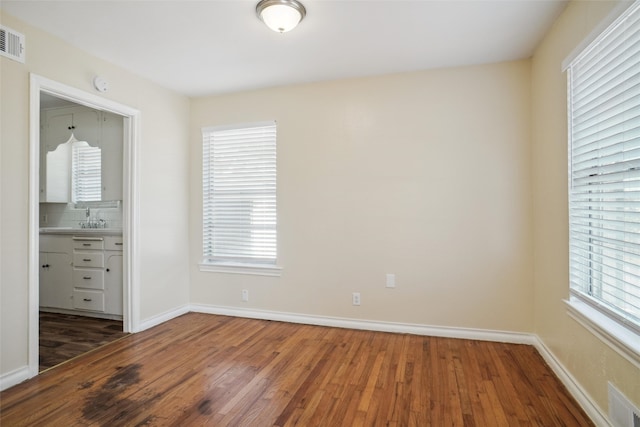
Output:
[28,74,140,378]
[38,93,129,371]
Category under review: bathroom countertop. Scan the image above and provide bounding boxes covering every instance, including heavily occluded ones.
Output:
[39,227,123,236]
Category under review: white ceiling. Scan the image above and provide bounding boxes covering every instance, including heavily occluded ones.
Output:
[2,0,568,98]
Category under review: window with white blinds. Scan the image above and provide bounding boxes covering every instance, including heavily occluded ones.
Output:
[72,142,102,203]
[568,2,640,333]
[202,122,277,266]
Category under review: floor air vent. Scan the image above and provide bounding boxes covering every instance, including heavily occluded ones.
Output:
[0,25,25,63]
[609,382,640,427]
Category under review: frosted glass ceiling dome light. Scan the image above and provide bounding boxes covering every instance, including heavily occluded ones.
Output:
[256,0,306,33]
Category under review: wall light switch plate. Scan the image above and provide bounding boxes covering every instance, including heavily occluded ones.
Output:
[386,273,396,288]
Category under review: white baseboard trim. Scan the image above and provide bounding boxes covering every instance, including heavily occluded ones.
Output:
[0,301,610,427]
[533,337,611,427]
[191,304,613,426]
[137,303,190,332]
[189,303,535,345]
[0,365,30,391]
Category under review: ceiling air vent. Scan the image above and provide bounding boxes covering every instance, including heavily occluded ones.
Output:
[0,25,25,63]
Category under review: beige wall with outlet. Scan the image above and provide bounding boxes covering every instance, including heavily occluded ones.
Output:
[3,0,639,418]
[189,60,534,332]
[531,0,640,413]
[0,11,191,377]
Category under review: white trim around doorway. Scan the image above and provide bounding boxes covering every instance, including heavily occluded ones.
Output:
[28,74,141,378]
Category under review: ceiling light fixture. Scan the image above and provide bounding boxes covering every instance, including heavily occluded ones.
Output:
[256,0,306,33]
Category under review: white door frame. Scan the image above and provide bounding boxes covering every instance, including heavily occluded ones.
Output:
[28,74,141,377]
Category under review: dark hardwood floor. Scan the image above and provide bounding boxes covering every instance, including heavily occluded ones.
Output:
[2,313,593,426]
[39,312,128,372]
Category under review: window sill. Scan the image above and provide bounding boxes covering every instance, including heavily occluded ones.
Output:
[199,262,282,277]
[564,298,640,370]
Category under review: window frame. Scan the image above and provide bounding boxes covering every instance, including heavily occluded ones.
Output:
[565,1,640,368]
[199,121,281,277]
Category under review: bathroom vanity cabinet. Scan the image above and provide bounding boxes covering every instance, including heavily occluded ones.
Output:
[39,232,123,319]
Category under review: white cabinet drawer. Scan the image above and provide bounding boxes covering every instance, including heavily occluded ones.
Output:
[73,290,105,312]
[104,236,124,251]
[73,252,104,268]
[73,269,104,290]
[72,238,104,250]
[40,235,73,253]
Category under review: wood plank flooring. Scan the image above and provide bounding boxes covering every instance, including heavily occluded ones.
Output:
[2,313,593,426]
[39,312,127,372]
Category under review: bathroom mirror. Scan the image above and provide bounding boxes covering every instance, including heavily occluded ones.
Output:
[44,139,71,202]
[45,139,102,203]
[71,140,102,202]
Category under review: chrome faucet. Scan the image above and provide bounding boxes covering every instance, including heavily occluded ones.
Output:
[79,207,106,228]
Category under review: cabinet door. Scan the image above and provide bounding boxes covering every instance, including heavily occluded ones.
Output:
[45,109,100,149]
[39,252,73,309]
[73,109,101,144]
[101,112,123,201]
[45,111,73,149]
[104,253,123,315]
[39,252,53,306]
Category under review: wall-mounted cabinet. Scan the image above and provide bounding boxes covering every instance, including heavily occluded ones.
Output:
[45,108,100,152]
[40,105,123,203]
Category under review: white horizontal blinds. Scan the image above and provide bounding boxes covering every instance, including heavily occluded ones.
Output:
[569,2,640,331]
[72,143,102,202]
[202,122,277,264]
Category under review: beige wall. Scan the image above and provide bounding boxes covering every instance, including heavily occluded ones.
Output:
[531,0,640,413]
[4,0,638,419]
[0,11,191,376]
[190,61,534,333]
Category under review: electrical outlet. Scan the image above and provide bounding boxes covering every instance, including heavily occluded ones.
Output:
[386,273,396,288]
[242,289,249,302]
[352,292,361,306]
[42,214,48,224]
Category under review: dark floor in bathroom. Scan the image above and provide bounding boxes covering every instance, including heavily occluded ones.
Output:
[39,312,127,371]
